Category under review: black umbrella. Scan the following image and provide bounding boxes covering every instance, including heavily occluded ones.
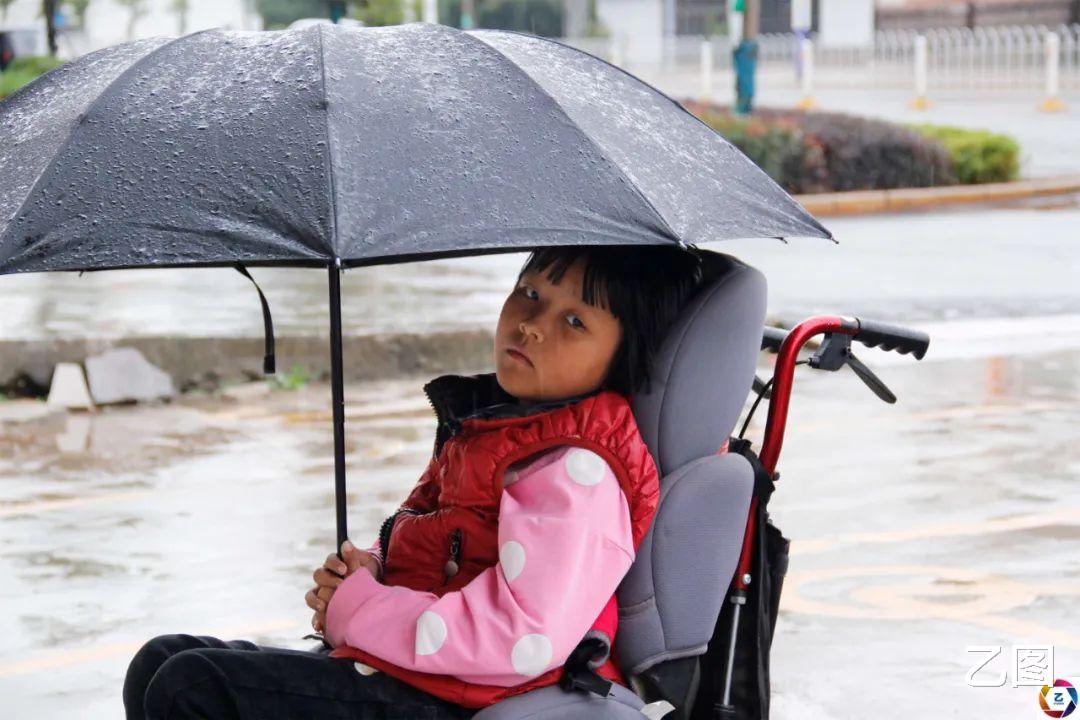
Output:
[0,22,833,550]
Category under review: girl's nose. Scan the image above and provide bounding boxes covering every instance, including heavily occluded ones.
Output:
[519,320,544,343]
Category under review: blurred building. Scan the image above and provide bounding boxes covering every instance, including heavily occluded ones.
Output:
[876,0,1080,29]
[0,0,261,58]
[674,0,823,35]
[594,0,874,64]
[592,0,837,37]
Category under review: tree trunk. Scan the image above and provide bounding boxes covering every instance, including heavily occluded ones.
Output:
[43,0,59,56]
[563,0,587,37]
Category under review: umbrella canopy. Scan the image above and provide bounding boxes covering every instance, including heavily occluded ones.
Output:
[0,22,832,550]
[0,23,830,275]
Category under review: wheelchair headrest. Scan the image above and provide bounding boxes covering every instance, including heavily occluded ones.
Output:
[631,249,768,476]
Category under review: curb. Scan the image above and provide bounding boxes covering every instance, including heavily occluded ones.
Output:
[796,175,1080,217]
[0,330,496,394]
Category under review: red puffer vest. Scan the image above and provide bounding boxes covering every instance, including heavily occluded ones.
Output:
[329,374,660,708]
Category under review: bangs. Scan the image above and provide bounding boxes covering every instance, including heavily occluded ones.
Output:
[517,247,616,314]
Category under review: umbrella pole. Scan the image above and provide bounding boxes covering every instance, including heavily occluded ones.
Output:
[328,260,349,557]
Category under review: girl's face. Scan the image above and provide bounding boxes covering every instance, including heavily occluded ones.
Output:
[494,257,623,404]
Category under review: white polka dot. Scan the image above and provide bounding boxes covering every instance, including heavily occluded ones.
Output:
[415,611,448,655]
[353,662,379,676]
[564,448,607,486]
[499,541,526,582]
[511,634,553,677]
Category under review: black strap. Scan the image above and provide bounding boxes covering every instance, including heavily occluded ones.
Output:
[235,264,276,375]
[728,437,777,503]
[559,637,613,696]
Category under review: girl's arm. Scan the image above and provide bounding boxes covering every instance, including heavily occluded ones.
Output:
[323,445,634,687]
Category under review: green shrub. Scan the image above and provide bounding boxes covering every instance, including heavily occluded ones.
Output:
[691,107,829,194]
[907,123,1020,184]
[760,109,958,191]
[685,101,961,193]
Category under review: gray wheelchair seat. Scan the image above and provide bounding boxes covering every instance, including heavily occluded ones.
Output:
[475,250,768,719]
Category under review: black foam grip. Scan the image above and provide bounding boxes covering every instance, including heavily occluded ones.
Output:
[854,318,929,360]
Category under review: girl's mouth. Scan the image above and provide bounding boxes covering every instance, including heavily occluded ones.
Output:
[505,348,533,367]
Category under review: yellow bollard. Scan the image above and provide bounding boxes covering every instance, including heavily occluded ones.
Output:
[795,37,817,110]
[1039,32,1067,113]
[908,35,931,110]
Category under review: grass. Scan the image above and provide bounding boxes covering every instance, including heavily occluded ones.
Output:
[0,55,65,100]
[271,364,311,391]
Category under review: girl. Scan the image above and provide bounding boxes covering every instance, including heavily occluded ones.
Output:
[123,245,704,719]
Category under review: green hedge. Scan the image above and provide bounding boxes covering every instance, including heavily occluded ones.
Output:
[691,108,830,194]
[0,56,65,100]
[685,100,961,193]
[755,108,958,191]
[907,123,1020,184]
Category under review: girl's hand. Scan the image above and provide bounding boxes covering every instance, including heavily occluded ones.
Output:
[306,540,380,633]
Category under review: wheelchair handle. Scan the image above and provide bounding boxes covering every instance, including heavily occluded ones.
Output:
[760,326,787,354]
[762,319,929,360]
[757,315,930,473]
[841,316,930,360]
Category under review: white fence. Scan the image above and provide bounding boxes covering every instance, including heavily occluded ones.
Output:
[560,23,1080,97]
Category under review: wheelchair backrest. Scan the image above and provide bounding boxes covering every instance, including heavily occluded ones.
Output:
[618,249,767,679]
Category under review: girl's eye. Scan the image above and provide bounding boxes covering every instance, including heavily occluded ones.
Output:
[519,286,538,301]
[566,314,586,330]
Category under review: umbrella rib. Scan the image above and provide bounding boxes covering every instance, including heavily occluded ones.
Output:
[315,24,340,263]
[0,31,217,258]
[459,30,684,248]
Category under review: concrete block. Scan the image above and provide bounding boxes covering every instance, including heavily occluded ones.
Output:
[56,414,92,453]
[46,362,95,410]
[85,347,176,405]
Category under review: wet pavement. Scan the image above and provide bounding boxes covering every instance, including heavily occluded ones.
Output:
[1,187,1079,718]
[767,346,1080,719]
[1,195,1077,342]
[1,295,1078,718]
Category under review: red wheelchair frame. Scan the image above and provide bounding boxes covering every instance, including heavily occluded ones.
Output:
[718,315,930,714]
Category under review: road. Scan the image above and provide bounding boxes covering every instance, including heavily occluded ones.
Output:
[1,195,1077,716]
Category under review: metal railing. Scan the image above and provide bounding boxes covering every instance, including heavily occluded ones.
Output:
[558,23,1080,97]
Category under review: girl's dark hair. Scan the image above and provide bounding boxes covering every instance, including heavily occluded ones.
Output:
[517,245,705,397]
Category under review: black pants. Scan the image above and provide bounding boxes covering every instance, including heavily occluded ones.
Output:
[123,634,477,719]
